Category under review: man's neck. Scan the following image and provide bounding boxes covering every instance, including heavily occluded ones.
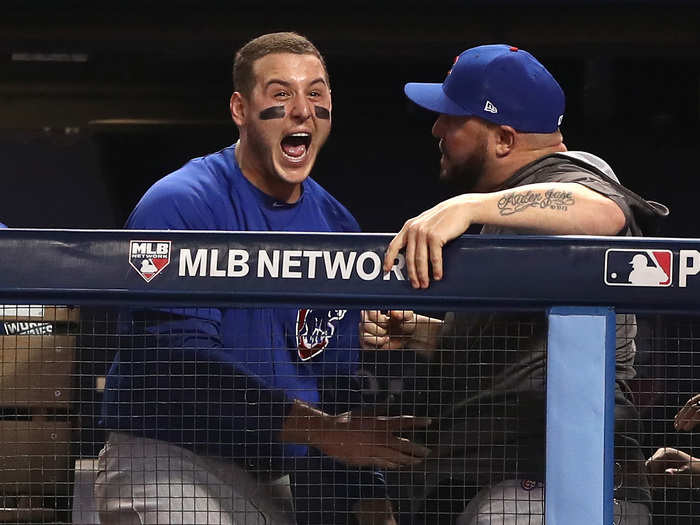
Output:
[485,142,567,191]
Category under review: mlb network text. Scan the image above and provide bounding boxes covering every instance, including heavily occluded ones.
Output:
[178,248,407,281]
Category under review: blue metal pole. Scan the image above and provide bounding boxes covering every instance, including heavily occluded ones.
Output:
[546,306,615,524]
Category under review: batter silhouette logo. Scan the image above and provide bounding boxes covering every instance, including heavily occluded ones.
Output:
[129,240,171,282]
[296,308,347,361]
[604,249,672,287]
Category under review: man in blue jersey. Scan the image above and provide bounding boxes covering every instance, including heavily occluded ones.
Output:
[95,32,429,525]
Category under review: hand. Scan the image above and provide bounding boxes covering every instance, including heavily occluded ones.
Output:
[675,393,700,431]
[646,447,700,488]
[313,410,431,469]
[353,499,397,525]
[383,195,476,289]
[360,310,416,350]
[280,400,431,469]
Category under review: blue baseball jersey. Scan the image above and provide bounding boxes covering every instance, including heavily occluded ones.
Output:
[101,143,363,464]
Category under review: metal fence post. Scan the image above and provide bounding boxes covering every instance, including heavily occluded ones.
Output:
[546,306,615,524]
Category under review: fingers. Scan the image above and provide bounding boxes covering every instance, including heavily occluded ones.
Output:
[645,448,683,487]
[333,443,427,469]
[645,448,695,488]
[675,394,700,431]
[414,228,430,289]
[404,228,418,288]
[322,414,433,469]
[362,446,428,468]
[668,465,692,475]
[647,470,679,488]
[389,309,415,323]
[428,234,444,282]
[648,446,677,462]
[379,450,427,467]
[386,221,443,289]
[348,452,421,470]
[384,218,440,289]
[384,230,407,274]
[648,467,693,488]
[359,310,418,351]
[361,311,390,336]
[387,435,431,459]
[646,456,671,475]
[380,415,433,431]
[384,221,420,288]
[359,311,390,349]
[414,225,445,287]
[646,447,686,469]
[675,411,700,431]
[388,310,417,344]
[359,330,388,349]
[363,309,390,326]
[684,393,700,407]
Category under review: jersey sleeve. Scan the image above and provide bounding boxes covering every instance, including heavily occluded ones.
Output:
[125,309,294,461]
[126,173,218,231]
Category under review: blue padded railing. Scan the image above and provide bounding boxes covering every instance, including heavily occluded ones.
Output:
[2,228,700,523]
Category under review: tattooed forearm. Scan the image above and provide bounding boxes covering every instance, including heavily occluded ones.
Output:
[497,189,575,216]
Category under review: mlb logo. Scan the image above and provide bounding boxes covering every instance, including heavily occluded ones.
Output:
[129,240,171,282]
[604,249,672,287]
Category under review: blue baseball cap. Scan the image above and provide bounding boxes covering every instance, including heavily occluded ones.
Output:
[404,44,565,133]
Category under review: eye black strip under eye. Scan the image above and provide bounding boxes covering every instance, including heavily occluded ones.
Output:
[314,106,331,119]
[259,106,286,120]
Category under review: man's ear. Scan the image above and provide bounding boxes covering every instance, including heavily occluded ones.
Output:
[230,92,246,127]
[493,125,517,157]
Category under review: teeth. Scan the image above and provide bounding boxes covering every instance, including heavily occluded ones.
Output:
[290,132,310,137]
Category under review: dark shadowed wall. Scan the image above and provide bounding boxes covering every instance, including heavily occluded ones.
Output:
[0,1,697,236]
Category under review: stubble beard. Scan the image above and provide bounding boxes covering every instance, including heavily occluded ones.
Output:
[440,139,488,194]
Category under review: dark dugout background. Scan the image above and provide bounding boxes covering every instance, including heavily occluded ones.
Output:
[0,0,697,237]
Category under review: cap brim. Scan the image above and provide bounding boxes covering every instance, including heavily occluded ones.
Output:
[404,82,470,116]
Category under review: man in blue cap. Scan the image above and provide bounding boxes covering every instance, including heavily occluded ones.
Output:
[384,43,668,278]
[362,44,666,523]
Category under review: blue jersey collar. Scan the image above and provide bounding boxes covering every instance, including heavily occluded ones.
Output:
[231,142,306,209]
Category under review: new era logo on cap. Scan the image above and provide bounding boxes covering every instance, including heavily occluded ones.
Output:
[604,249,672,287]
[484,100,498,114]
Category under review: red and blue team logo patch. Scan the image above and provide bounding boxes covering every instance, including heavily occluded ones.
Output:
[296,308,347,361]
[520,479,543,491]
[604,248,672,287]
[129,240,171,282]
